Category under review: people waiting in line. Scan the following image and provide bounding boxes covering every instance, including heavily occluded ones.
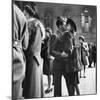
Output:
[13,2,96,99]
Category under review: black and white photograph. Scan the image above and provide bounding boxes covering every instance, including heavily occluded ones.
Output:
[12,0,97,99]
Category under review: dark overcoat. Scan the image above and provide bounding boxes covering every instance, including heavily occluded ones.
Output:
[81,42,89,66]
[51,31,74,73]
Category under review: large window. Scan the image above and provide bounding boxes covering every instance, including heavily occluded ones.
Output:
[81,9,92,33]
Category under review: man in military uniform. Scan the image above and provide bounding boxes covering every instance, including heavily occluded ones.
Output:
[51,17,77,96]
[13,4,29,100]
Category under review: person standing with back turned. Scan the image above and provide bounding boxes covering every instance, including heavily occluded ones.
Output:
[23,5,45,98]
[13,4,29,100]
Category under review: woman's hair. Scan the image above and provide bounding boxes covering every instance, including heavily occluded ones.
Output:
[24,5,39,19]
[45,27,52,37]
[56,17,64,28]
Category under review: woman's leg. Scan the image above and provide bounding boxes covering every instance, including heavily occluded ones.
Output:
[45,75,53,93]
[80,70,82,78]
[48,75,52,89]
[83,65,86,78]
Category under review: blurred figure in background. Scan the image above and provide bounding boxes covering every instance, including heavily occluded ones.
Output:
[79,36,89,78]
[92,42,96,67]
[13,4,29,100]
[88,42,93,68]
[23,5,45,98]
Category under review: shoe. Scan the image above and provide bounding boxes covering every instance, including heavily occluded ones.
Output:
[83,76,86,78]
[45,88,53,94]
[80,76,82,78]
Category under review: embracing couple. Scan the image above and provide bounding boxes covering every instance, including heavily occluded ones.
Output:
[50,16,80,96]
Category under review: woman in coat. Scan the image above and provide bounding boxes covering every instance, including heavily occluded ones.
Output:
[22,5,45,98]
[41,27,54,94]
[79,36,89,78]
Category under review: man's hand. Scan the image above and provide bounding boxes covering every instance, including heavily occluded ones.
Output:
[61,51,68,58]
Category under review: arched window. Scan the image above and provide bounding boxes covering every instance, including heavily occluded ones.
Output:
[44,9,53,30]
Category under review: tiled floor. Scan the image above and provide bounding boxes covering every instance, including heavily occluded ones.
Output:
[43,67,96,98]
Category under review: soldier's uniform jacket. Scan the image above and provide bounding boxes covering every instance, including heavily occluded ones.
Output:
[50,30,74,73]
[13,4,29,82]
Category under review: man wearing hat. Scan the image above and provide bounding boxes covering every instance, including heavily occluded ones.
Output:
[51,16,77,96]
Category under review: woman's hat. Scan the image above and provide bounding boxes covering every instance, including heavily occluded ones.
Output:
[56,16,67,27]
[56,16,77,32]
[66,18,77,32]
[79,36,85,41]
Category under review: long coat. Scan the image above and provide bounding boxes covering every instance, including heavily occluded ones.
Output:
[81,42,89,66]
[23,18,44,98]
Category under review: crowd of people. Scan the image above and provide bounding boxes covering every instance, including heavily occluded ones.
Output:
[12,2,96,100]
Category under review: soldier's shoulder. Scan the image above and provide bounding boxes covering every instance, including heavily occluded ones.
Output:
[14,4,26,21]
